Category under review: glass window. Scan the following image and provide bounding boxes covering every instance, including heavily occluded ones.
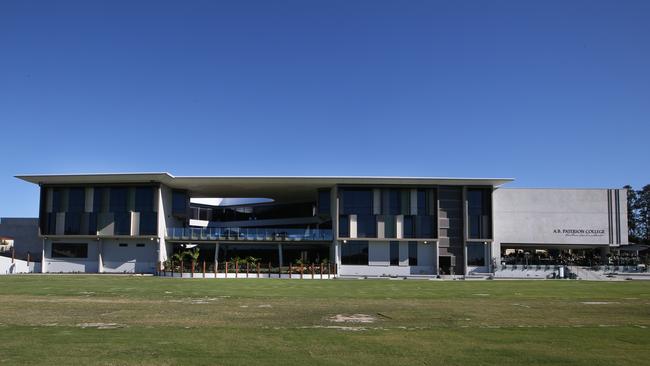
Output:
[68,188,85,213]
[409,241,418,266]
[415,216,435,238]
[51,243,88,258]
[467,188,492,239]
[338,215,349,237]
[390,241,399,266]
[467,243,486,266]
[356,215,376,238]
[110,187,128,212]
[139,212,157,235]
[417,189,427,215]
[318,189,331,215]
[341,188,373,215]
[64,212,82,235]
[52,188,63,212]
[387,189,401,215]
[93,188,105,213]
[403,215,414,238]
[172,190,187,216]
[135,186,154,212]
[341,241,368,265]
[384,215,396,238]
[114,212,131,235]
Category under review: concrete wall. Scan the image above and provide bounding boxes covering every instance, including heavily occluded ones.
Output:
[43,238,157,273]
[44,238,99,273]
[493,188,628,247]
[102,239,157,273]
[0,218,41,259]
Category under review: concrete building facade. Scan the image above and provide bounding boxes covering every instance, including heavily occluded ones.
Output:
[15,173,629,277]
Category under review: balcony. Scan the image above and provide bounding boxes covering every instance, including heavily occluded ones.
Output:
[166,227,333,242]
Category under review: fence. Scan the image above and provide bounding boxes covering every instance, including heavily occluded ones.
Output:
[159,260,337,279]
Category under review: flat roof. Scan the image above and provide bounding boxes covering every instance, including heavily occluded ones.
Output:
[16,173,514,203]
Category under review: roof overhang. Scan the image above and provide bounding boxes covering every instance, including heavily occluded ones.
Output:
[16,173,514,203]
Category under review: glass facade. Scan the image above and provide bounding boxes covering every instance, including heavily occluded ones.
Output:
[341,240,368,265]
[408,241,418,266]
[41,185,158,236]
[172,190,187,216]
[356,215,376,238]
[389,241,399,266]
[338,187,437,239]
[467,243,486,266]
[467,188,492,239]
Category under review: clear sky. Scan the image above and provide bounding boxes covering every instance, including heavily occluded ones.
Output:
[1,0,649,217]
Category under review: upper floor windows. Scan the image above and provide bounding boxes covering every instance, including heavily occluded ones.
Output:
[467,188,492,239]
[341,188,373,215]
[172,190,188,217]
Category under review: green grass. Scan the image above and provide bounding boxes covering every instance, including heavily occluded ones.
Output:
[0,276,649,365]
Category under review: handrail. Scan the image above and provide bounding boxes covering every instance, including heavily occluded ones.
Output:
[165,227,333,241]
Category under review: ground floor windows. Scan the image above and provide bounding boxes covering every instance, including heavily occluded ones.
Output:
[341,241,368,265]
[51,243,88,258]
[467,243,486,266]
[408,241,418,266]
[390,241,399,266]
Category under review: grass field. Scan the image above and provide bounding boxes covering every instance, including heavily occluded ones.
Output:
[0,276,649,365]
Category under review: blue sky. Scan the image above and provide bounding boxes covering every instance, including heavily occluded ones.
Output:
[1,0,649,217]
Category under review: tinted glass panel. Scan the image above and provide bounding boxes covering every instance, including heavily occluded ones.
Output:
[467,243,486,266]
[338,215,349,237]
[341,241,368,265]
[114,212,131,235]
[409,241,418,266]
[52,188,63,212]
[390,241,399,266]
[110,188,128,212]
[341,189,373,215]
[64,212,82,235]
[356,215,376,238]
[139,212,157,235]
[403,215,414,238]
[318,189,331,215]
[467,189,492,239]
[417,190,427,214]
[387,189,401,215]
[415,216,435,238]
[93,188,105,212]
[68,188,85,213]
[172,190,187,216]
[135,187,154,212]
[51,243,88,258]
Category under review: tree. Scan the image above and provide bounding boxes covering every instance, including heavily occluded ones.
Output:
[624,185,640,243]
[638,184,650,244]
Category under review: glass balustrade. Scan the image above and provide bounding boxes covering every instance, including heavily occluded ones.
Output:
[166,227,332,241]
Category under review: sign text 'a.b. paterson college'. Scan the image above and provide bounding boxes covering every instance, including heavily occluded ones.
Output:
[553,229,606,237]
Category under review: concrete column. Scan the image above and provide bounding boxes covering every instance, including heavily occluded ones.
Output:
[41,238,47,273]
[349,215,357,238]
[278,243,283,267]
[215,243,220,267]
[396,215,404,239]
[98,239,104,273]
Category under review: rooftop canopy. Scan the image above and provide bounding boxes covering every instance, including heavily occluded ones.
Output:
[16,173,514,203]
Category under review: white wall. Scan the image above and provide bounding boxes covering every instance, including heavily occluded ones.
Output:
[102,239,157,273]
[494,188,628,246]
[44,238,99,273]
